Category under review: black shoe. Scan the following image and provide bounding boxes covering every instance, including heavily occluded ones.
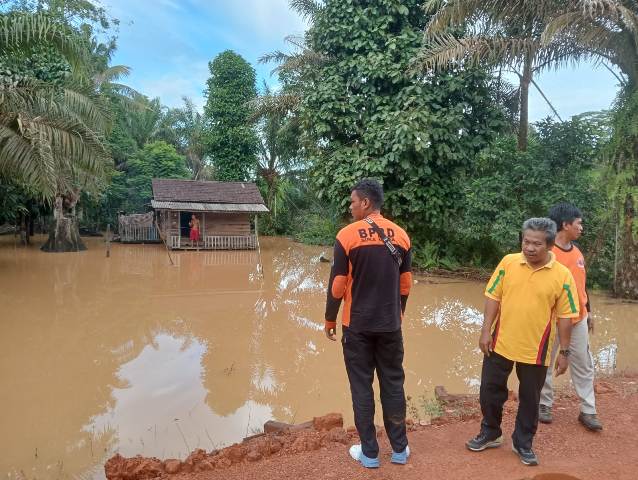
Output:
[511,443,539,466]
[538,404,552,424]
[465,433,503,452]
[579,412,603,431]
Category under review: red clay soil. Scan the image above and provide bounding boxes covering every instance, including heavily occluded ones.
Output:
[105,374,638,480]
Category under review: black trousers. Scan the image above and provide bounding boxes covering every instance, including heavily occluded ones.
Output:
[479,352,548,450]
[342,326,408,459]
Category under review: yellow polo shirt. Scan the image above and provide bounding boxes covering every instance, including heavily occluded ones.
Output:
[485,252,579,366]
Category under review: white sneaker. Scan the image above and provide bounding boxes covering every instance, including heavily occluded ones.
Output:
[349,444,361,461]
[348,444,380,468]
[391,445,410,464]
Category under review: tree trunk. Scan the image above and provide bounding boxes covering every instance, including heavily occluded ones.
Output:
[41,196,86,252]
[518,56,532,151]
[615,192,638,298]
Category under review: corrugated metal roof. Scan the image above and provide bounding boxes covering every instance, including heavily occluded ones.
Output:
[151,200,269,213]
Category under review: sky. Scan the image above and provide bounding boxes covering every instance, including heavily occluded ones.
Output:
[107,0,622,122]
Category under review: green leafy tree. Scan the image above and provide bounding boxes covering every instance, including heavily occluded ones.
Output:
[203,50,258,181]
[458,115,610,265]
[300,0,504,241]
[123,140,189,213]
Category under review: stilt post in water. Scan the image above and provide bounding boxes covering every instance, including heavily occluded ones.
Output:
[106,224,111,258]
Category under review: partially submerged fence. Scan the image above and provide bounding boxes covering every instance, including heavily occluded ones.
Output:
[118,212,159,243]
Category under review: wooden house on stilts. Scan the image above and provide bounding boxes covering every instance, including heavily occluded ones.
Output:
[151,178,268,250]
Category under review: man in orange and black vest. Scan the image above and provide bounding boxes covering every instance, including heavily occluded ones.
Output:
[324,179,412,468]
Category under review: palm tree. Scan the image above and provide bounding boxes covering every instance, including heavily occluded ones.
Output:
[537,1,638,297]
[251,82,305,227]
[256,0,328,116]
[416,0,591,150]
[0,12,112,251]
[419,1,638,296]
[157,97,210,180]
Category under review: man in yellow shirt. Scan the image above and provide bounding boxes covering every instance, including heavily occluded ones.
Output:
[539,203,602,431]
[466,218,579,466]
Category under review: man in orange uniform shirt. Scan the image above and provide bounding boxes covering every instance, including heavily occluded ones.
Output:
[539,203,602,431]
[324,179,412,468]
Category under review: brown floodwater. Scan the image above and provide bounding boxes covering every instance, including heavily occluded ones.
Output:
[1,235,636,479]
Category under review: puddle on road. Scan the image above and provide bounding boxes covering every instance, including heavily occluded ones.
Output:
[1,235,636,479]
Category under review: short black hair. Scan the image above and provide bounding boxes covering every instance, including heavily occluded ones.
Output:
[548,203,582,232]
[351,178,384,209]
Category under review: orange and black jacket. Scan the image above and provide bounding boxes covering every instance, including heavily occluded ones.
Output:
[325,213,412,333]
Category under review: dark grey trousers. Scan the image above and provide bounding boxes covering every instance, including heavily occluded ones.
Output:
[342,327,408,459]
[480,351,548,450]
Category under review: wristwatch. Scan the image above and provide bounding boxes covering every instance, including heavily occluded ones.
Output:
[559,349,570,357]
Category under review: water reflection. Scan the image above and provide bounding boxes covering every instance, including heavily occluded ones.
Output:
[0,236,636,479]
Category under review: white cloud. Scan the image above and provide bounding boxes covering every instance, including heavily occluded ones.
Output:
[108,1,308,109]
[209,0,308,44]
[134,60,209,110]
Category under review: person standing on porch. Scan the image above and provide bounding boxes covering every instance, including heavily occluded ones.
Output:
[324,178,412,468]
[189,214,200,246]
[538,203,602,431]
[467,218,579,466]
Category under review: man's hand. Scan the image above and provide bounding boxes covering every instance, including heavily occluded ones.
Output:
[555,353,569,376]
[325,326,337,341]
[479,329,493,356]
[587,315,594,334]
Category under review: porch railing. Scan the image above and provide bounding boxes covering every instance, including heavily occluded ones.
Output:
[204,234,256,250]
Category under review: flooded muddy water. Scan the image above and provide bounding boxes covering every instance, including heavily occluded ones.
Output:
[1,235,636,479]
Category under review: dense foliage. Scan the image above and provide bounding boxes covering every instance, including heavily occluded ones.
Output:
[300,0,504,241]
[453,116,612,285]
[203,50,258,181]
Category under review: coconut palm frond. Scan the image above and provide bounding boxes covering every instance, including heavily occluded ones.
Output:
[1,79,111,134]
[249,93,301,121]
[289,0,323,19]
[577,0,637,19]
[260,47,326,75]
[0,12,114,200]
[284,34,307,50]
[93,65,131,87]
[425,0,556,34]
[105,82,144,100]
[542,7,636,44]
[0,12,90,76]
[425,0,490,33]
[61,86,112,131]
[26,114,110,174]
[1,91,111,199]
[259,50,291,65]
[0,121,57,197]
[277,50,327,73]
[540,10,633,75]
[415,33,539,73]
